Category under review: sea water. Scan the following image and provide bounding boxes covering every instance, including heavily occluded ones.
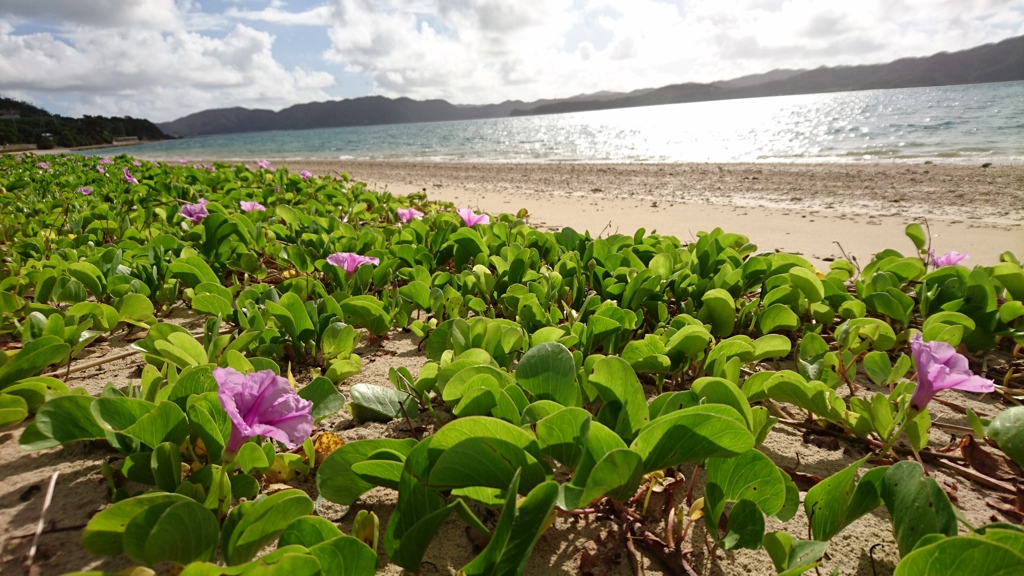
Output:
[106,81,1024,164]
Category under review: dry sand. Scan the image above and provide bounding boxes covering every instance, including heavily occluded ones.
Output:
[285,160,1024,269]
[2,160,1022,576]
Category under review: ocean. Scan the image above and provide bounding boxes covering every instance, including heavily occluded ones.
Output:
[107,81,1024,164]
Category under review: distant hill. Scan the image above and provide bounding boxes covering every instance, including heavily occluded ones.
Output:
[0,96,169,149]
[159,34,1024,137]
[158,92,640,138]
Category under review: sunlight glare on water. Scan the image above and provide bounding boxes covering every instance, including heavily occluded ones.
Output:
[109,81,1024,163]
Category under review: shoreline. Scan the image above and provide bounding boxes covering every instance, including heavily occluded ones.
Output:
[278,160,1024,269]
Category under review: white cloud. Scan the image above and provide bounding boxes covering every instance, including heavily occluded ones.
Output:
[0,23,336,121]
[2,0,1022,121]
[225,4,335,26]
[321,0,1024,103]
[0,0,184,30]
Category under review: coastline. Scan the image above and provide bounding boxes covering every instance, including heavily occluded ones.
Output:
[280,160,1024,269]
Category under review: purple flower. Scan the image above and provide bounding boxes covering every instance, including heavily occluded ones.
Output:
[97,165,105,174]
[213,367,313,455]
[123,167,138,184]
[299,170,312,179]
[240,200,265,212]
[327,252,380,274]
[100,157,113,165]
[257,159,270,169]
[929,250,968,268]
[38,162,49,169]
[909,333,994,410]
[457,207,490,226]
[152,161,159,167]
[77,187,92,196]
[133,160,142,167]
[179,159,187,164]
[397,207,424,223]
[180,200,209,224]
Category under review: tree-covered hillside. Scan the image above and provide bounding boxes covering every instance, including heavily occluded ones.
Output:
[0,96,169,149]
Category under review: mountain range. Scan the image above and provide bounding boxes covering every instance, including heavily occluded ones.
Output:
[159,34,1024,138]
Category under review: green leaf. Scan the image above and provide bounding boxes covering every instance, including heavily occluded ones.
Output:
[192,293,233,318]
[763,531,829,575]
[279,516,344,548]
[298,377,346,423]
[223,489,314,565]
[516,342,580,407]
[630,405,753,473]
[32,394,104,444]
[881,461,957,557]
[124,400,189,449]
[309,535,378,576]
[804,456,886,542]
[461,470,559,576]
[83,492,193,555]
[0,394,29,428]
[758,304,801,334]
[317,438,418,505]
[348,383,418,422]
[697,288,736,337]
[123,498,219,565]
[863,351,893,386]
[905,223,927,251]
[577,448,644,505]
[988,406,1024,467]
[428,417,547,493]
[0,335,71,391]
[751,334,792,361]
[704,450,787,550]
[789,267,825,303]
[588,356,649,442]
[534,407,590,469]
[151,441,182,492]
[894,532,1024,576]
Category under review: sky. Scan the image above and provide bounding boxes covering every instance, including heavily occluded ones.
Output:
[1,0,1022,123]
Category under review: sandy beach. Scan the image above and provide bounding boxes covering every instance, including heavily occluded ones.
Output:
[283,161,1024,269]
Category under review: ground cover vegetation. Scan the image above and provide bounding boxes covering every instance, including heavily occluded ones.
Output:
[1,153,1023,576]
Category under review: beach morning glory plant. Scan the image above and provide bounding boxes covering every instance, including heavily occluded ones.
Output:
[299,170,313,179]
[929,249,968,267]
[457,207,490,226]
[77,187,92,196]
[327,252,380,274]
[397,207,424,223]
[909,333,994,410]
[123,168,138,184]
[240,200,266,212]
[214,367,314,458]
[180,199,209,224]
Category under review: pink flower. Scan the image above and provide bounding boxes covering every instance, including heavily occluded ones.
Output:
[179,159,187,164]
[397,207,424,223]
[327,252,380,274]
[100,157,113,165]
[929,250,968,268]
[457,207,490,226]
[213,367,313,455]
[77,187,92,196]
[240,200,265,212]
[180,200,209,224]
[133,160,142,167]
[97,165,105,174]
[299,170,312,179]
[123,168,138,184]
[910,333,994,410]
[37,162,49,169]
[257,160,270,169]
